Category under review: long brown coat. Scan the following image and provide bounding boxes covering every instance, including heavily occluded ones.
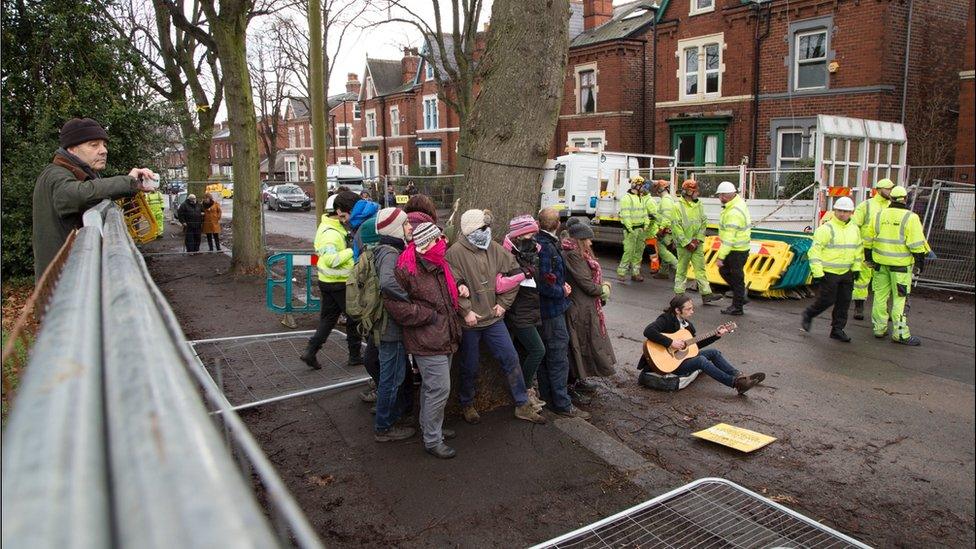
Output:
[384,256,463,356]
[563,247,616,378]
[202,200,222,234]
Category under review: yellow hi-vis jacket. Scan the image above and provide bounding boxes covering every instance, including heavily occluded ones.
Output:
[619,192,648,231]
[717,194,751,260]
[808,216,863,277]
[656,194,677,231]
[866,205,930,267]
[643,195,660,233]
[673,197,707,248]
[852,193,890,248]
[314,215,354,282]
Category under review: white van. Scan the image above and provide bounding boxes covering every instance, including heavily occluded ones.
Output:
[326,164,365,193]
[540,150,646,217]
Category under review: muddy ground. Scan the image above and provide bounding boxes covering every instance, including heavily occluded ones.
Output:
[143,222,974,548]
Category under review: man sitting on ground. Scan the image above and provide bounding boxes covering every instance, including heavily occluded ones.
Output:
[639,295,764,394]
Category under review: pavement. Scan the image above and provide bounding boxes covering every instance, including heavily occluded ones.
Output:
[147,203,976,547]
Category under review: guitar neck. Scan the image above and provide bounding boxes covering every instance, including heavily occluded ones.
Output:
[684,328,720,345]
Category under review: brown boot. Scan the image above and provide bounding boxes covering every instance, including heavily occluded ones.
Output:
[631,273,645,282]
[515,403,548,424]
[462,405,481,425]
[733,373,764,395]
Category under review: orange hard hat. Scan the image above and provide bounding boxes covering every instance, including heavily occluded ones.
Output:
[653,180,670,192]
[681,179,699,193]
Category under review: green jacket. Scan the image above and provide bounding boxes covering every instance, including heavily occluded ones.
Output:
[808,216,863,277]
[32,156,136,279]
[867,205,930,267]
[717,195,751,259]
[672,197,707,248]
[314,215,354,282]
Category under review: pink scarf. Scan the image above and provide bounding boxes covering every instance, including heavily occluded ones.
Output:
[561,238,607,335]
[397,239,459,309]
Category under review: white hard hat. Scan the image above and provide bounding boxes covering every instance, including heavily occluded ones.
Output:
[833,196,855,211]
[325,193,338,213]
[715,181,737,194]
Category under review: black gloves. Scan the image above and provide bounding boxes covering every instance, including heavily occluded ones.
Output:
[913,253,926,274]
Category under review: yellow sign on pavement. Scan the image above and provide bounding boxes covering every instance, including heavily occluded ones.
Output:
[692,423,776,453]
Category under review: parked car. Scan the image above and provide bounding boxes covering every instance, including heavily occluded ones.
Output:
[266,184,311,211]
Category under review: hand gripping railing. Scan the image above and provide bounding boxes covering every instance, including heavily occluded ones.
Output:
[2,201,323,549]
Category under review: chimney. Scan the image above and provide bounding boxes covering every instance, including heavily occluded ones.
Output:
[346,72,361,94]
[583,0,613,30]
[401,47,420,85]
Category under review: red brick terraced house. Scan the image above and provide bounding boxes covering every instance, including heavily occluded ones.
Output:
[953,0,975,180]
[556,0,969,172]
[355,42,468,181]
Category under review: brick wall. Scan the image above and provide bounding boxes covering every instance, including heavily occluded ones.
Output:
[954,0,975,172]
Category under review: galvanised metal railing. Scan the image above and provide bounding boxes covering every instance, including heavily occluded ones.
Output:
[2,201,323,549]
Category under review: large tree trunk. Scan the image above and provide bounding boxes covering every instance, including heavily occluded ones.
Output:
[309,0,328,220]
[184,127,213,197]
[212,13,263,275]
[451,0,570,413]
[457,0,570,235]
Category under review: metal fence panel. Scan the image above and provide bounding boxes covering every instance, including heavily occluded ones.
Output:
[100,209,279,548]
[912,181,975,292]
[1,227,110,549]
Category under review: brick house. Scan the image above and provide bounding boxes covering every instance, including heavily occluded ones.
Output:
[356,43,467,180]
[556,0,969,173]
[280,74,364,182]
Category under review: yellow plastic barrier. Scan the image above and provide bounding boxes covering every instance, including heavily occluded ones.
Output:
[686,236,795,294]
[115,193,159,244]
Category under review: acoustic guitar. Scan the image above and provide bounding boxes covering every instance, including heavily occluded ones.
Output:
[643,322,737,374]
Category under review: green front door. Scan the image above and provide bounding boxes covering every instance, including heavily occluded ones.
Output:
[669,117,730,167]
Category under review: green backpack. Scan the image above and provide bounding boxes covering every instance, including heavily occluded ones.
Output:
[345,247,385,342]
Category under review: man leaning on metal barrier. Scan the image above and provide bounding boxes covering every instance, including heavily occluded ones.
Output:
[32,117,157,278]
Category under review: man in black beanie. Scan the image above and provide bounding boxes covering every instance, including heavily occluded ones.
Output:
[32,117,157,278]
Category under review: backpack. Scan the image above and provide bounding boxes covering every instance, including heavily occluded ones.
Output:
[345,247,385,342]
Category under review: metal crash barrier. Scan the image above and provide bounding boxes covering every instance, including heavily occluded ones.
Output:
[266,251,320,314]
[2,201,323,549]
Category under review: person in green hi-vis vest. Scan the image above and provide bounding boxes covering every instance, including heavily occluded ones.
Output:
[617,176,649,282]
[671,180,722,306]
[865,185,931,346]
[849,177,894,319]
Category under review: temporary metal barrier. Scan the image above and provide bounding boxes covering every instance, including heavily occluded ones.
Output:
[1,227,109,548]
[911,180,975,293]
[531,477,871,548]
[2,200,323,549]
[267,251,321,314]
[189,330,370,412]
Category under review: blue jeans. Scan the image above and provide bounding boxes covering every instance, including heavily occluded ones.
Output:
[674,347,740,388]
[459,321,528,407]
[537,315,572,412]
[375,340,407,432]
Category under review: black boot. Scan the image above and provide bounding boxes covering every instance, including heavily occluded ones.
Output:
[830,330,852,342]
[853,300,864,320]
[300,349,322,370]
[347,351,364,367]
[801,312,812,332]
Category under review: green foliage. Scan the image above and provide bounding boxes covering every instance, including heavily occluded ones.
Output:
[782,158,816,200]
[1,0,173,279]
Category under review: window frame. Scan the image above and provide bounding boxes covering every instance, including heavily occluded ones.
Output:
[418,147,441,174]
[677,34,724,102]
[794,28,829,91]
[388,147,405,177]
[287,126,296,149]
[566,130,606,151]
[389,106,400,136]
[335,123,353,147]
[776,129,804,171]
[425,60,434,81]
[422,95,439,130]
[689,0,715,16]
[365,109,377,137]
[361,152,378,179]
[574,63,598,114]
[353,102,362,120]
